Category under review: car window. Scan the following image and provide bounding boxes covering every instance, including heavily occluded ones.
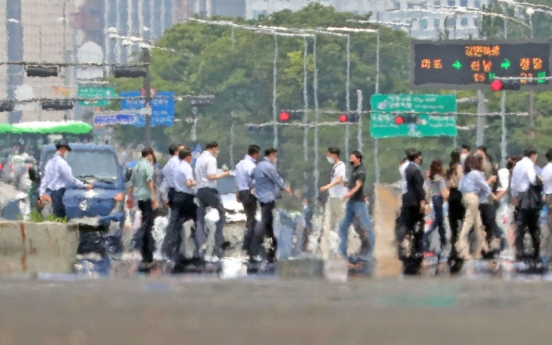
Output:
[45,149,120,182]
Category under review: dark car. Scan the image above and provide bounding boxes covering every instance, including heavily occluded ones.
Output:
[39,144,126,258]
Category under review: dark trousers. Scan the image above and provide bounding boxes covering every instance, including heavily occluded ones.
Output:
[479,203,503,246]
[132,200,156,263]
[239,190,258,256]
[167,187,175,206]
[426,196,446,249]
[448,187,465,257]
[515,207,541,260]
[196,187,226,258]
[162,192,198,261]
[399,205,424,258]
[49,188,66,218]
[251,201,277,263]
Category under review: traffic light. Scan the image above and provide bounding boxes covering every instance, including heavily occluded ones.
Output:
[395,114,418,125]
[113,66,148,78]
[490,79,520,91]
[338,113,360,123]
[42,100,74,111]
[26,65,58,78]
[0,100,15,112]
[278,111,302,123]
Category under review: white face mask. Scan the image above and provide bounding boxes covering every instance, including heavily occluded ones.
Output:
[62,151,68,159]
[460,153,467,162]
[327,156,335,164]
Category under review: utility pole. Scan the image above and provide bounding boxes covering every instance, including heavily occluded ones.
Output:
[142,48,152,147]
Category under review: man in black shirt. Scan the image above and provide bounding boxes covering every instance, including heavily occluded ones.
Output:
[338,151,375,264]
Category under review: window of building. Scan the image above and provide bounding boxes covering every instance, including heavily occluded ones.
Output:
[376,12,382,21]
[433,0,441,5]
[446,17,456,27]
[434,18,441,28]
[473,0,480,8]
[419,18,429,29]
[394,1,401,9]
[407,2,414,9]
[473,18,479,27]
[460,0,468,6]
[460,17,468,26]
[447,0,455,5]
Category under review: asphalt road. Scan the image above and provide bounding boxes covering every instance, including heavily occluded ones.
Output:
[1,277,552,345]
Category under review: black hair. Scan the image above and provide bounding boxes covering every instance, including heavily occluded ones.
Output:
[141,147,154,158]
[464,155,481,174]
[476,145,487,154]
[546,149,552,162]
[406,149,422,162]
[524,147,537,157]
[446,149,461,179]
[265,148,278,156]
[461,144,471,152]
[168,143,179,155]
[328,147,341,157]
[351,150,363,162]
[179,149,192,160]
[206,141,219,150]
[399,158,407,165]
[248,145,261,156]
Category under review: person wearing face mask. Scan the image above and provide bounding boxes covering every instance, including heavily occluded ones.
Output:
[194,141,230,262]
[338,151,375,268]
[235,144,261,259]
[511,147,543,261]
[38,139,93,218]
[399,149,427,271]
[249,148,291,264]
[127,147,159,271]
[319,147,348,259]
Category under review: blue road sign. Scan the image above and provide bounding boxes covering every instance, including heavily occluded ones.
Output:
[94,114,137,126]
[121,91,175,127]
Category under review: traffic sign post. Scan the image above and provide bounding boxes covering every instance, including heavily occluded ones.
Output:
[410,39,552,90]
[78,86,117,106]
[370,94,457,138]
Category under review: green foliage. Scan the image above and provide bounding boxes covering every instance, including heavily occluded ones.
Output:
[26,210,67,223]
[111,3,552,210]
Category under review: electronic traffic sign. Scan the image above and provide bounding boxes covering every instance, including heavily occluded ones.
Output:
[410,39,552,90]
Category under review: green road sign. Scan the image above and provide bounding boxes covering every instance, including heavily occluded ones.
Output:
[78,86,117,106]
[370,94,457,138]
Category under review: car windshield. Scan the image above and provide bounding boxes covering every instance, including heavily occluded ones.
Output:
[45,149,120,183]
[217,175,236,195]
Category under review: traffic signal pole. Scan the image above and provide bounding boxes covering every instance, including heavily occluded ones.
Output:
[142,48,152,147]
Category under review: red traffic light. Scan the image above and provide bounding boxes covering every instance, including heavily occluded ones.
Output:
[395,116,404,125]
[339,114,348,123]
[279,112,290,122]
[490,80,503,91]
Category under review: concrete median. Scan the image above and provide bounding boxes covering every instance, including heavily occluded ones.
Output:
[0,221,79,275]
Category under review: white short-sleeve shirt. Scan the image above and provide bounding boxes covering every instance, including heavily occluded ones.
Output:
[329,161,348,198]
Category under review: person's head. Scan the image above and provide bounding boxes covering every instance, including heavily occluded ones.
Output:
[55,139,72,158]
[206,141,219,156]
[406,148,422,166]
[450,149,461,166]
[476,145,487,158]
[265,148,278,164]
[546,149,552,163]
[349,150,363,167]
[429,158,443,180]
[179,148,193,163]
[247,144,261,160]
[461,144,471,155]
[464,155,481,174]
[141,147,154,162]
[168,143,184,156]
[399,158,407,167]
[327,147,341,164]
[524,147,538,163]
[476,155,484,171]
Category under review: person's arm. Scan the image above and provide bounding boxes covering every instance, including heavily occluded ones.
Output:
[414,170,426,203]
[439,178,449,200]
[206,158,229,180]
[343,179,363,200]
[528,164,537,185]
[321,175,343,192]
[475,172,492,194]
[267,164,289,193]
[144,165,158,209]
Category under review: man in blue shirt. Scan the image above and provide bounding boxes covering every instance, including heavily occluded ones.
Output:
[162,148,198,262]
[235,144,261,258]
[38,139,93,218]
[250,148,291,263]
